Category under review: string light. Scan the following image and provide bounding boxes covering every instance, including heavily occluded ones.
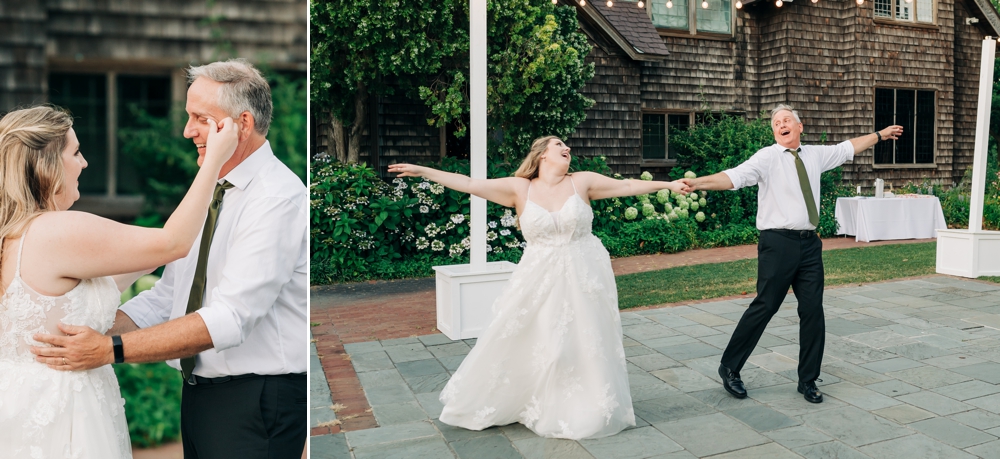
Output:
[775,0,782,6]
[552,0,558,3]
[856,0,864,4]
[812,0,818,3]
[736,0,742,7]
[638,0,644,6]
[579,0,585,4]
[666,0,672,7]
[702,0,708,7]
[607,0,613,6]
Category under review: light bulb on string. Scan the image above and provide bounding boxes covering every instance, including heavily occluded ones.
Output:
[580,0,585,4]
[811,0,818,3]
[666,0,673,7]
[775,0,782,6]
[552,0,558,3]
[856,0,864,4]
[607,0,613,6]
[736,0,742,7]
[638,0,644,6]
[702,0,708,8]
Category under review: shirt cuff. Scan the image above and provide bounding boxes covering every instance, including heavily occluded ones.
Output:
[839,140,855,161]
[722,170,741,190]
[196,306,243,352]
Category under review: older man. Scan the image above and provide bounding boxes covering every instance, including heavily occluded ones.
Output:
[681,105,902,404]
[33,59,307,458]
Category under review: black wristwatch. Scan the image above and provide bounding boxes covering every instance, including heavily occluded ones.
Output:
[112,335,125,364]
[875,131,882,141]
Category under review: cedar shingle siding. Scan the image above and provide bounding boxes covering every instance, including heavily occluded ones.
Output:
[320,0,999,189]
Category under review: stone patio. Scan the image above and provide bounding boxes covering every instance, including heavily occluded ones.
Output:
[311,276,1000,458]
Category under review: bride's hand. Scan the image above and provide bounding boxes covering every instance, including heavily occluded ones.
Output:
[669,180,690,195]
[204,117,239,167]
[388,163,423,177]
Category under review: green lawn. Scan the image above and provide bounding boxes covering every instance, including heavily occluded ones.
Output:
[616,242,938,309]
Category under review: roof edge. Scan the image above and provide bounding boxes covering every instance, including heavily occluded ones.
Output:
[572,2,669,62]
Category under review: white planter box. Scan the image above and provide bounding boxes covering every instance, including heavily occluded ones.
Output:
[936,229,1000,278]
[433,261,517,340]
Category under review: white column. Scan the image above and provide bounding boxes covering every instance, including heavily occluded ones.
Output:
[969,37,996,232]
[469,0,488,269]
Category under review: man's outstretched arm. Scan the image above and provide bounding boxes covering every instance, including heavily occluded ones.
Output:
[30,313,214,370]
[681,172,735,191]
[849,125,903,154]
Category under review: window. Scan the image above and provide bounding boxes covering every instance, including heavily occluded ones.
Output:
[49,73,171,195]
[649,0,732,35]
[642,113,691,161]
[874,88,934,165]
[874,0,934,23]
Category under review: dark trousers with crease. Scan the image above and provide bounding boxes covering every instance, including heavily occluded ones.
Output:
[720,229,825,383]
[181,373,307,459]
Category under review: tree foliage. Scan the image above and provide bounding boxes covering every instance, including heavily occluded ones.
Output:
[310,0,595,162]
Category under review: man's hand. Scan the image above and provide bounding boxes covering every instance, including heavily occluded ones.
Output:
[879,125,903,141]
[678,178,696,192]
[31,323,114,371]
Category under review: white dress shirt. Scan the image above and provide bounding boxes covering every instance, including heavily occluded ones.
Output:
[121,141,308,377]
[723,140,854,231]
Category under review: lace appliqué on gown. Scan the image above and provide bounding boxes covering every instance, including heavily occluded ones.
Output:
[0,235,131,458]
[438,179,635,439]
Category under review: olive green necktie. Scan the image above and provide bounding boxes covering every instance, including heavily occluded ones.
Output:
[787,149,819,227]
[181,180,234,383]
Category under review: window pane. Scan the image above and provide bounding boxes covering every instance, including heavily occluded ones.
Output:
[697,0,731,34]
[895,90,915,163]
[916,0,933,22]
[651,0,689,30]
[875,0,892,17]
[896,0,912,20]
[643,114,667,160]
[667,114,690,160]
[915,90,934,163]
[49,73,107,194]
[874,88,894,164]
[118,75,172,194]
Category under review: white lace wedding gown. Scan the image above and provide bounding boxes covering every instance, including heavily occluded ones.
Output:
[438,178,635,439]
[0,235,132,458]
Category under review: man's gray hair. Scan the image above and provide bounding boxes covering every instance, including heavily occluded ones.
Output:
[188,58,272,136]
[770,104,801,123]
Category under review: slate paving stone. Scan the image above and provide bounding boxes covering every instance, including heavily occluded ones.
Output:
[426,342,471,358]
[966,440,1000,459]
[967,393,1000,414]
[418,333,454,346]
[350,350,394,372]
[344,420,438,447]
[883,342,956,360]
[364,382,417,405]
[623,323,679,341]
[843,330,914,349]
[726,405,801,431]
[819,359,892,386]
[793,440,873,459]
[512,437,596,459]
[627,352,681,372]
[395,358,447,378]
[433,419,501,442]
[705,442,801,459]
[933,380,1000,401]
[885,365,971,389]
[858,433,977,459]
[372,401,429,426]
[654,412,769,457]
[689,388,762,411]
[821,382,901,411]
[858,357,924,373]
[343,341,384,355]
[650,367,719,392]
[949,409,1000,430]
[579,426,683,459]
[311,433,351,459]
[864,379,922,397]
[406,372,450,394]
[763,425,833,449]
[414,391,444,418]
[951,362,1000,384]
[825,318,877,336]
[629,380,680,402]
[681,312,734,327]
[909,417,998,448]
[451,433,523,459]
[801,406,910,447]
[383,343,435,363]
[438,355,466,371]
[639,335,698,349]
[356,368,405,388]
[632,392,716,424]
[352,436,456,459]
[654,342,722,361]
[922,354,989,369]
[896,391,975,416]
[871,403,936,424]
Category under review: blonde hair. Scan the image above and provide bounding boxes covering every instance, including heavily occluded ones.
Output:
[0,106,73,252]
[514,135,562,180]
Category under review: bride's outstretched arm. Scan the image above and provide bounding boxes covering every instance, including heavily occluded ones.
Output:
[388,163,523,208]
[574,171,688,201]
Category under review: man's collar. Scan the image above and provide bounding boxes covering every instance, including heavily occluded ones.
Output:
[222,141,273,190]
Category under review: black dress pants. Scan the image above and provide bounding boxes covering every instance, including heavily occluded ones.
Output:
[181,373,307,459]
[720,229,825,383]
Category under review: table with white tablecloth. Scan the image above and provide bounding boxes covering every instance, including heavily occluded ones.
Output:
[834,196,948,242]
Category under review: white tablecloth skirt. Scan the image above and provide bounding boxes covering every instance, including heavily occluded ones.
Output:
[835,196,947,242]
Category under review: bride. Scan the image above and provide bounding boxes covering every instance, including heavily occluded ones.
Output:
[388,135,688,439]
[0,105,237,457]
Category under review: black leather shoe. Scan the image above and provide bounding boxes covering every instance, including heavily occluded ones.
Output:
[798,380,823,403]
[718,364,747,399]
